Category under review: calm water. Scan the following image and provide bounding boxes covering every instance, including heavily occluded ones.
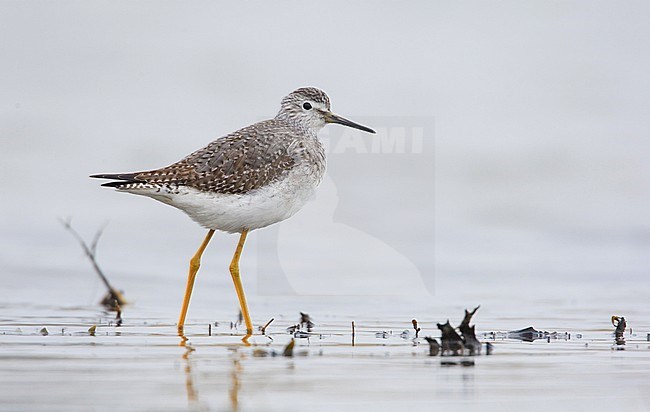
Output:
[1,262,649,411]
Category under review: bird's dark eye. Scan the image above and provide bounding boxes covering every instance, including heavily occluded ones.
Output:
[302,102,312,110]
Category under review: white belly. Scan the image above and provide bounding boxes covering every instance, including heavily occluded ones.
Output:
[126,167,322,233]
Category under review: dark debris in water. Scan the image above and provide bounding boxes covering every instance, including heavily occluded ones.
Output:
[441,359,475,367]
[293,331,311,339]
[375,331,390,339]
[612,315,626,347]
[287,312,315,336]
[507,326,546,342]
[252,339,305,358]
[300,312,314,332]
[425,305,484,359]
[504,327,570,342]
[282,339,295,357]
[424,337,440,356]
[458,306,481,355]
[437,320,465,356]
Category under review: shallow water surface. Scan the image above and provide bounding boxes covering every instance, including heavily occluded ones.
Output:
[1,267,649,411]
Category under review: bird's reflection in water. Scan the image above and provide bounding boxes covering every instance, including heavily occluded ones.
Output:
[179,330,203,410]
[229,357,243,411]
[183,346,199,406]
[179,329,245,411]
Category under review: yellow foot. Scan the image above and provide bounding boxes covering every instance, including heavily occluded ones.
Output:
[241,329,253,345]
[178,327,189,347]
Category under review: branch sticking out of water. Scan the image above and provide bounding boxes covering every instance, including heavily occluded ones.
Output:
[458,306,481,355]
[260,318,274,335]
[60,218,126,309]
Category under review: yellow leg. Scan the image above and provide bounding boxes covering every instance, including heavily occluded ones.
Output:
[178,229,215,334]
[230,229,253,342]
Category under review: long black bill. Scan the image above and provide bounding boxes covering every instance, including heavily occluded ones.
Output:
[324,112,376,134]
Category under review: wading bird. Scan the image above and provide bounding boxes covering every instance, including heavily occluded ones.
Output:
[91,87,375,342]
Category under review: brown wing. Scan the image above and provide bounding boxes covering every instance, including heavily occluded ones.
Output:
[132,120,297,195]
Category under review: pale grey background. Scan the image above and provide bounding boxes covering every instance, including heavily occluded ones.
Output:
[1,1,648,312]
[1,3,650,410]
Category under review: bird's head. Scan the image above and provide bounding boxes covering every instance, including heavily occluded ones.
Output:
[276,87,375,134]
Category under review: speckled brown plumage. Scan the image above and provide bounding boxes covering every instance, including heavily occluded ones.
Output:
[92,87,374,232]
[102,119,314,195]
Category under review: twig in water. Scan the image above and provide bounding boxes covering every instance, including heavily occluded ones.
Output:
[352,321,356,346]
[412,319,421,338]
[208,323,212,336]
[60,219,126,309]
[260,318,274,335]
